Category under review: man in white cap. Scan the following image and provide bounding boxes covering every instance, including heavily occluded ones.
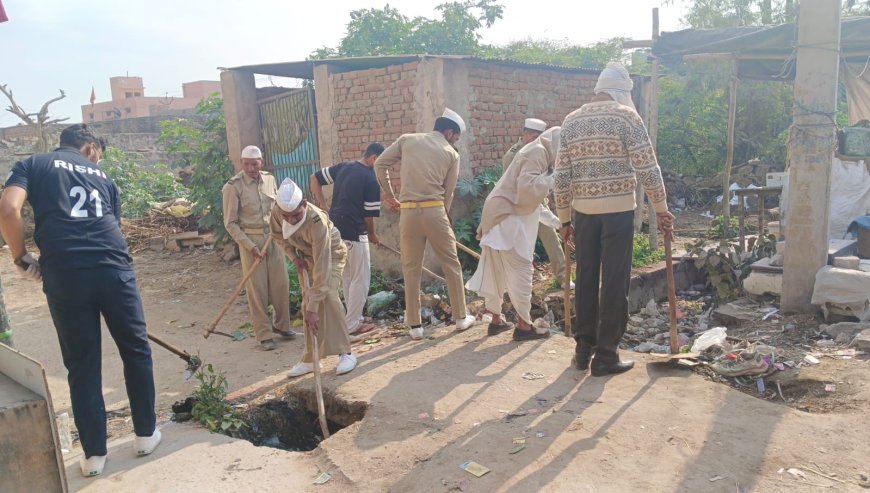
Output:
[269,178,357,377]
[374,108,476,340]
[502,118,569,289]
[555,62,674,377]
[222,145,295,351]
[468,127,561,341]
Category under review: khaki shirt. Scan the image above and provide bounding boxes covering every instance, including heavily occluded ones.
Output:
[501,138,524,170]
[374,131,460,210]
[269,203,346,312]
[222,170,277,252]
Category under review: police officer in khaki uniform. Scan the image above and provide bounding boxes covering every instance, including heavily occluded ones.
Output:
[222,145,294,350]
[269,178,357,377]
[374,108,476,340]
[502,118,571,289]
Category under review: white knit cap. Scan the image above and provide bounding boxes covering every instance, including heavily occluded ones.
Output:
[276,178,303,212]
[524,118,547,132]
[441,108,466,133]
[595,63,635,110]
[241,145,263,159]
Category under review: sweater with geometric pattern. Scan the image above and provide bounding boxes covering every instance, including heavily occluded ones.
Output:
[554,101,667,222]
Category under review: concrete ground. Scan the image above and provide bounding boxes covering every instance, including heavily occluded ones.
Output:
[4,249,869,492]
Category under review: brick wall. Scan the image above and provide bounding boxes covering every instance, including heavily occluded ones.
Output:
[328,62,418,192]
[466,63,598,173]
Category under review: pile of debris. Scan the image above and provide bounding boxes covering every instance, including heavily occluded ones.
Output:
[664,159,783,212]
[122,198,202,253]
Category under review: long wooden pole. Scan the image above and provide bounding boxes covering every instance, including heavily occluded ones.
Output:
[301,271,330,439]
[664,231,679,354]
[563,248,572,338]
[648,7,660,249]
[377,243,446,282]
[722,59,738,239]
[455,241,481,260]
[204,236,273,339]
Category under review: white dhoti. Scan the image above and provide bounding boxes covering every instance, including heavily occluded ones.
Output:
[342,235,371,333]
[466,211,539,324]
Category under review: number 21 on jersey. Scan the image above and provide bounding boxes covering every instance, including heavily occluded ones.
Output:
[70,186,103,218]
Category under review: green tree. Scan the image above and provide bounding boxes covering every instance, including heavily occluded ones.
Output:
[481,38,627,68]
[311,1,504,58]
[158,96,234,238]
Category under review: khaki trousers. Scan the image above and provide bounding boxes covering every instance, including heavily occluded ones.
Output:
[400,207,467,326]
[538,222,566,280]
[239,233,291,342]
[301,249,352,362]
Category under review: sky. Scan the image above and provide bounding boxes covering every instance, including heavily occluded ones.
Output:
[0,0,688,127]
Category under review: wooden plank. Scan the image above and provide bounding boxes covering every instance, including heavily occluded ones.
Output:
[167,231,200,240]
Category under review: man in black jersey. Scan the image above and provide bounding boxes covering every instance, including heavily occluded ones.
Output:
[0,124,160,478]
[310,142,384,337]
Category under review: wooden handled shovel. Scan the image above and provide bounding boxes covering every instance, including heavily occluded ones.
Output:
[300,269,330,439]
[204,236,273,339]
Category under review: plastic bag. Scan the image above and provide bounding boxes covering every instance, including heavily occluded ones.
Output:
[691,326,727,353]
[366,291,397,317]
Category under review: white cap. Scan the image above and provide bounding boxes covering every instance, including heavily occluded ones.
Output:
[594,62,634,93]
[524,118,547,132]
[241,145,263,159]
[276,178,303,212]
[441,108,466,133]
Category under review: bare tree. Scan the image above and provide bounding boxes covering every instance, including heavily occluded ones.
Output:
[0,84,69,153]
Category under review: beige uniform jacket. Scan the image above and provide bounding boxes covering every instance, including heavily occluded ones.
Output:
[479,128,559,237]
[374,131,460,210]
[222,170,277,252]
[501,138,524,170]
[269,204,346,313]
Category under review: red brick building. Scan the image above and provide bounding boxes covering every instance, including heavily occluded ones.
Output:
[220,55,645,273]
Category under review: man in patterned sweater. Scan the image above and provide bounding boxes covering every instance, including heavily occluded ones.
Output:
[555,62,675,377]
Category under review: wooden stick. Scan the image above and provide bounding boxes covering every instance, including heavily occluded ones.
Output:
[204,236,273,339]
[301,270,330,439]
[722,58,738,239]
[665,231,679,354]
[455,241,481,260]
[377,243,446,283]
[564,245,572,338]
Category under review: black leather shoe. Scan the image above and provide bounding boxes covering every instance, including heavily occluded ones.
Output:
[590,361,635,377]
[512,327,550,341]
[487,322,514,336]
[572,346,592,371]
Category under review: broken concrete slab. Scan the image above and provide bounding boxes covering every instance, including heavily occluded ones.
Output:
[149,237,166,252]
[713,305,757,327]
[851,329,870,351]
[823,322,870,341]
[833,256,861,270]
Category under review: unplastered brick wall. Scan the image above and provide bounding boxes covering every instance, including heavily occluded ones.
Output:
[328,62,417,191]
[466,63,598,173]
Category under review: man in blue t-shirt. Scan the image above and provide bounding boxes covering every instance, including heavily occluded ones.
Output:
[310,142,384,336]
[0,124,160,478]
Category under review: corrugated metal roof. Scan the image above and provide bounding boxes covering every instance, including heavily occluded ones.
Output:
[226,54,606,79]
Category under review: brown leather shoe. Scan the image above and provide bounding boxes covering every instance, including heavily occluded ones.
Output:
[590,361,635,377]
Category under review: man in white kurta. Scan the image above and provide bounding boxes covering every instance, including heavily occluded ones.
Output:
[466,127,561,341]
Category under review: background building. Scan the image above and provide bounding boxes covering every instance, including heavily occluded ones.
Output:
[82,76,222,122]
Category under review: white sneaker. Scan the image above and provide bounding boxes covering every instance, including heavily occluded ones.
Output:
[455,314,477,331]
[336,353,358,375]
[569,281,575,290]
[80,454,107,477]
[134,429,161,456]
[409,327,425,340]
[287,361,320,378]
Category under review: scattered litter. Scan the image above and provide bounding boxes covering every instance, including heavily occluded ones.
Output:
[786,468,806,480]
[825,383,836,392]
[547,350,557,354]
[512,437,526,444]
[364,338,380,345]
[56,413,72,453]
[366,291,398,317]
[691,327,727,353]
[756,379,766,394]
[522,372,546,380]
[803,354,821,365]
[783,323,796,331]
[313,472,332,485]
[472,422,480,427]
[418,412,430,420]
[709,475,725,482]
[459,461,490,477]
[506,410,528,421]
[231,329,248,341]
[836,348,864,357]
[634,342,670,353]
[535,431,546,438]
[292,319,303,327]
[509,444,526,454]
[761,308,779,321]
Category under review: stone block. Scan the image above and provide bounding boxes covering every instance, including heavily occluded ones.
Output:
[149,236,166,252]
[833,256,861,270]
[851,329,870,351]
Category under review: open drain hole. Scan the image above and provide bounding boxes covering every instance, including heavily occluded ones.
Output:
[235,389,367,451]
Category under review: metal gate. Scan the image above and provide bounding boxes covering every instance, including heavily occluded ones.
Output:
[258,87,319,195]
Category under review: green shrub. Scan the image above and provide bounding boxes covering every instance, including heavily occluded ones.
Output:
[99,148,187,218]
[632,234,665,268]
[191,363,246,433]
